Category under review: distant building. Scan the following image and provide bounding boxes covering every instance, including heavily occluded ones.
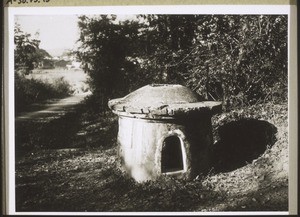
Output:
[66,61,82,70]
[38,58,55,69]
[72,61,81,69]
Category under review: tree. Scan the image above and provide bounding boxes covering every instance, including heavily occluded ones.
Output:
[134,15,200,84]
[77,15,142,109]
[139,15,287,107]
[14,23,52,74]
[76,14,288,111]
[179,15,288,107]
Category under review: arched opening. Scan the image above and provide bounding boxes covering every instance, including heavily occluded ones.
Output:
[161,136,184,173]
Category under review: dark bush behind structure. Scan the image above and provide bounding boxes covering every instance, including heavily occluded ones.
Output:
[77,14,287,111]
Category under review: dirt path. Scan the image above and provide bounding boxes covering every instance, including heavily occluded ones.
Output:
[16,91,91,122]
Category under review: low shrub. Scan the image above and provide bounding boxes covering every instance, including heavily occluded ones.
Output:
[15,72,74,113]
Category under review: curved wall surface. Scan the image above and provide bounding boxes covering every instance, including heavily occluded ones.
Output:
[117,115,213,182]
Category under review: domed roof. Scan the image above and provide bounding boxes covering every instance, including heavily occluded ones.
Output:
[108,84,222,119]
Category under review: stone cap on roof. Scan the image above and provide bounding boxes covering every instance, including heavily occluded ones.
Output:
[108,84,222,119]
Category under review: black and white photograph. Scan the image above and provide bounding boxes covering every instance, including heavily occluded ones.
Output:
[2,2,298,215]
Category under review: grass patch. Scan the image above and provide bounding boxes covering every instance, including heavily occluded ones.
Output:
[15,72,74,113]
[15,101,288,212]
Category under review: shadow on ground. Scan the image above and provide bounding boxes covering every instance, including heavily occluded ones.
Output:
[211,118,277,173]
[15,100,118,160]
[15,108,83,158]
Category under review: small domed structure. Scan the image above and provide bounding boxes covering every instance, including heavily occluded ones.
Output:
[108,84,222,182]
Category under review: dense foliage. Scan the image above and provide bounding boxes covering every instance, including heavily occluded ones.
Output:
[77,15,287,110]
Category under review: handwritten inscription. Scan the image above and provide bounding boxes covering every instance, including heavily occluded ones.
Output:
[6,0,50,4]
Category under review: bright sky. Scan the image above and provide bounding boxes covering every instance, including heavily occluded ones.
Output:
[15,15,80,56]
[15,14,138,57]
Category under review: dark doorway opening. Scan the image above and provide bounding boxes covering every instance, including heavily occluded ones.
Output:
[161,136,184,173]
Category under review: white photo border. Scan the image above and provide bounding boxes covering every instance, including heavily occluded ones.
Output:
[4,4,296,216]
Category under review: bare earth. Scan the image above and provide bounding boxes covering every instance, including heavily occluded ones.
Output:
[14,69,288,212]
